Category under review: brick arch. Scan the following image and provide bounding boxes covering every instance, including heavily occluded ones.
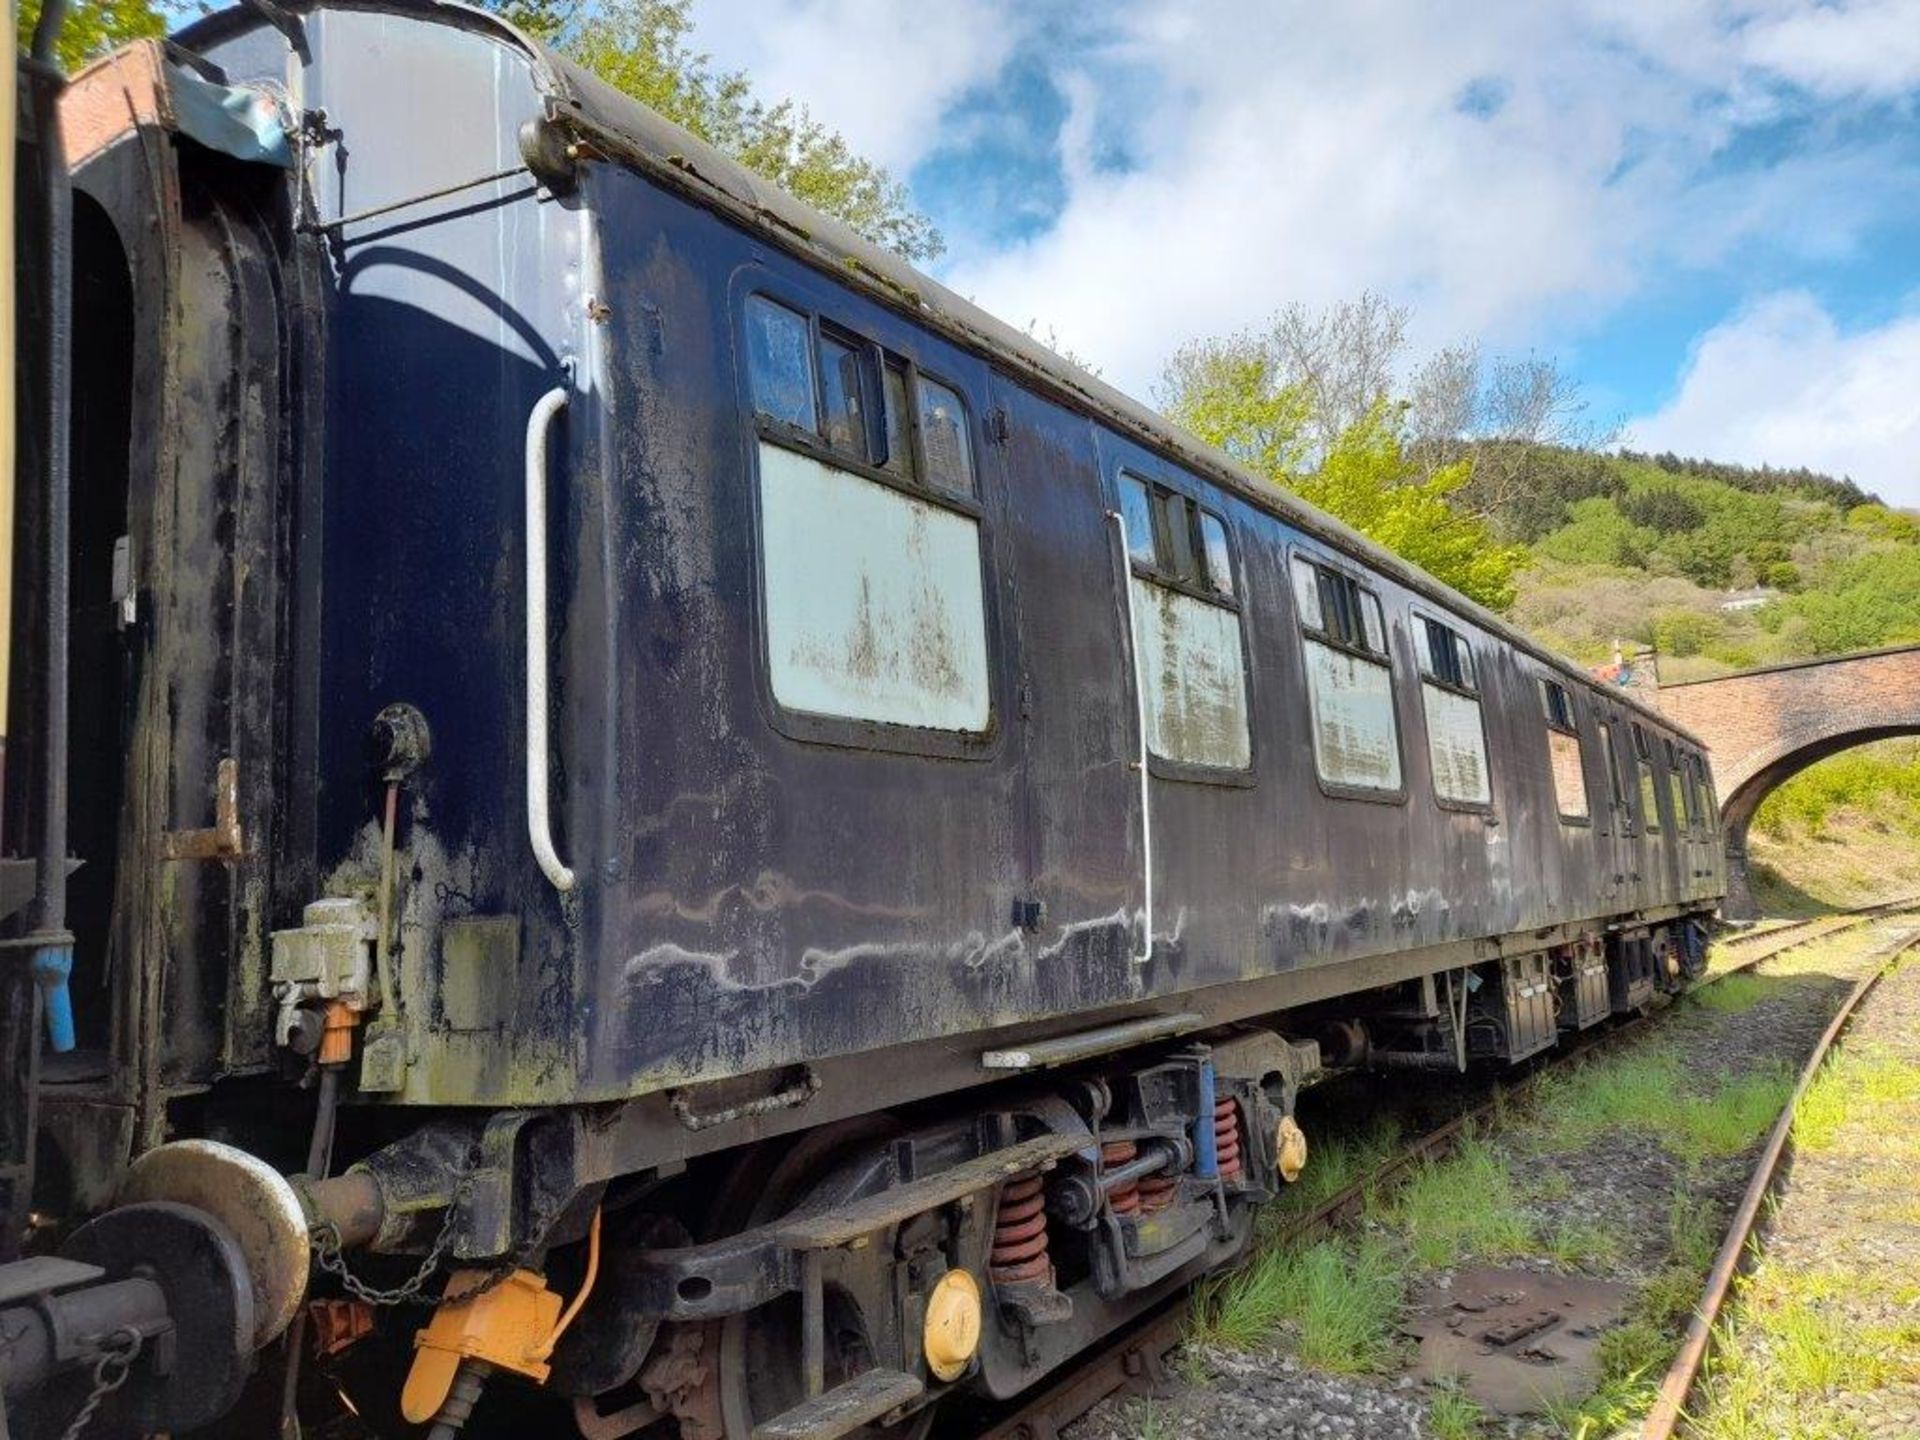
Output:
[1654,644,1920,917]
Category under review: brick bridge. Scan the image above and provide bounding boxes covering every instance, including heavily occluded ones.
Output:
[1650,643,1920,917]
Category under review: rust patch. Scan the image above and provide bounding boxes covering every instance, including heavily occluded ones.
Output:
[1405,1265,1630,1415]
[159,756,248,861]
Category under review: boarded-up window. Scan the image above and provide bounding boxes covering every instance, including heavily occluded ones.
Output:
[1294,557,1400,793]
[1537,678,1588,821]
[1415,616,1489,806]
[759,442,990,731]
[1305,640,1401,790]
[1131,580,1251,768]
[1119,473,1251,771]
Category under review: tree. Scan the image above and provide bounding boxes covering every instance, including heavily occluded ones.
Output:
[17,0,164,73]
[490,0,942,262]
[1408,346,1618,521]
[1160,322,1524,612]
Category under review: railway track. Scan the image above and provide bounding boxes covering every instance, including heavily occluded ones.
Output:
[957,904,1920,1440]
[1640,923,1920,1439]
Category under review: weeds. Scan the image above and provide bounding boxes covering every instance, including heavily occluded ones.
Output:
[1690,972,1771,1013]
[1374,1132,1534,1269]
[1425,1378,1486,1440]
[1191,1234,1403,1372]
[1523,1045,1791,1162]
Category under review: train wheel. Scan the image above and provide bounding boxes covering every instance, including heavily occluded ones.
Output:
[710,1119,937,1440]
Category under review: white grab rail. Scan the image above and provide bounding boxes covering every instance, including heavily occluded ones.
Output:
[1108,509,1153,964]
[526,384,575,892]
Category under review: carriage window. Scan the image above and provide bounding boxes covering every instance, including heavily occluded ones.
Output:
[1665,739,1693,831]
[1119,475,1157,567]
[746,296,817,430]
[1538,679,1589,822]
[758,442,989,732]
[917,377,975,495]
[1415,617,1489,806]
[1294,556,1401,794]
[1120,472,1250,770]
[880,360,912,478]
[747,299,991,735]
[1693,754,1718,828]
[818,331,869,459]
[1198,511,1236,599]
[1631,724,1662,833]
[1599,720,1629,825]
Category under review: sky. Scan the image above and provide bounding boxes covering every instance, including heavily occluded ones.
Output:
[686,0,1920,508]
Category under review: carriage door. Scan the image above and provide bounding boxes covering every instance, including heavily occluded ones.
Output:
[987,376,1144,998]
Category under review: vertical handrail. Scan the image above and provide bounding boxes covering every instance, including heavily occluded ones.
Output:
[525,384,574,892]
[1107,510,1153,964]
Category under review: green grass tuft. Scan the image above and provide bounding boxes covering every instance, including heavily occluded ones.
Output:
[1426,1378,1487,1440]
[1523,1045,1792,1163]
[1373,1132,1534,1269]
[1691,972,1771,1013]
[1191,1234,1404,1372]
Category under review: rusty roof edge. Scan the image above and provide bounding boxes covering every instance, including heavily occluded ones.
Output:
[177,0,1707,750]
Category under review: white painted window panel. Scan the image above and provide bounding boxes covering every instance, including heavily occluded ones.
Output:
[1130,578,1252,769]
[1304,638,1402,791]
[758,441,991,731]
[1548,729,1590,819]
[1421,681,1491,805]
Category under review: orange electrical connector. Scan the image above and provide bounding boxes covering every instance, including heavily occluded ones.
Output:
[400,1270,563,1423]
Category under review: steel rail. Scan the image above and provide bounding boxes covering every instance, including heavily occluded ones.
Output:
[1639,924,1920,1440]
[966,904,1920,1440]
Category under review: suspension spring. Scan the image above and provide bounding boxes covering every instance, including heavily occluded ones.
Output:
[1214,1097,1244,1182]
[1136,1170,1178,1213]
[989,1172,1053,1285]
[1102,1140,1141,1216]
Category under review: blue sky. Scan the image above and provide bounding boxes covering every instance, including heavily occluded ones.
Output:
[691,0,1920,506]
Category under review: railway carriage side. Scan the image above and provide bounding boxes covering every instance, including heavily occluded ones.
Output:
[0,6,1723,1438]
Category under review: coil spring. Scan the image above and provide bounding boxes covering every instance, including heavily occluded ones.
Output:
[1214,1097,1244,1182]
[1102,1140,1141,1216]
[1136,1170,1178,1213]
[989,1172,1053,1285]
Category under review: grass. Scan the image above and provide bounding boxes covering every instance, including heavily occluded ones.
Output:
[1792,1043,1920,1152]
[1426,1378,1487,1440]
[1685,1004,1920,1440]
[1690,971,1771,1013]
[1191,1233,1403,1373]
[1375,1133,1535,1269]
[1259,1114,1404,1224]
[1522,1045,1792,1162]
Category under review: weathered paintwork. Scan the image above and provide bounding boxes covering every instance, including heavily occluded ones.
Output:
[84,1,1720,1135]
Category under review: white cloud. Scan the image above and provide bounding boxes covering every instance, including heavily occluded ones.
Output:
[1740,0,1920,99]
[1631,293,1920,506]
[688,0,1017,174]
[683,0,1920,480]
[939,0,1881,393]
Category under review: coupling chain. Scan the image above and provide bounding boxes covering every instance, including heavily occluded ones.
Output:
[58,1327,142,1440]
[307,1165,521,1310]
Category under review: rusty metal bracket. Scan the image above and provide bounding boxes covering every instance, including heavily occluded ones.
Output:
[668,1066,821,1132]
[159,757,247,861]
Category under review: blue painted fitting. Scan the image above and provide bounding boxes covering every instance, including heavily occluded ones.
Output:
[32,943,76,1053]
[1192,1059,1219,1179]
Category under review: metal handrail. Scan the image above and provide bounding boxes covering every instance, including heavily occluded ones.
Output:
[525,384,574,892]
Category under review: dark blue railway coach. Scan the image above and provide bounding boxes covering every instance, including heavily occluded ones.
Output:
[0,3,1723,1436]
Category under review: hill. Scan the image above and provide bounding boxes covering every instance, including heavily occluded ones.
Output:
[1501,448,1920,681]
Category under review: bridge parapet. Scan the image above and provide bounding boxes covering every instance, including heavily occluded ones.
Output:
[1646,643,1920,917]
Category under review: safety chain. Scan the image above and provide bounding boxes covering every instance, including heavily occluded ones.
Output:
[58,1327,142,1440]
[307,1164,522,1309]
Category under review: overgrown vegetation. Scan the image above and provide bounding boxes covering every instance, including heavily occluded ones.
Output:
[1747,741,1920,913]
